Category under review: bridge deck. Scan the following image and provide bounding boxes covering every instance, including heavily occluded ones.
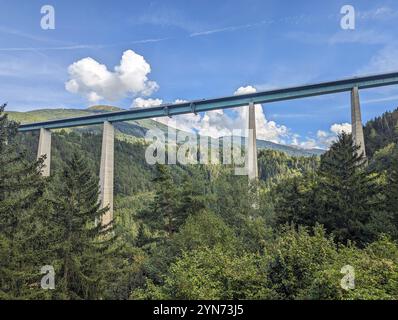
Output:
[18,72,398,132]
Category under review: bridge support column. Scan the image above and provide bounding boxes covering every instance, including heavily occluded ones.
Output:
[99,121,114,226]
[37,128,51,177]
[351,86,366,159]
[247,102,258,181]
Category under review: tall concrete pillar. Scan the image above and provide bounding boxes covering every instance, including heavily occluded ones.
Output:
[99,121,114,226]
[247,102,258,181]
[351,86,366,159]
[37,128,51,177]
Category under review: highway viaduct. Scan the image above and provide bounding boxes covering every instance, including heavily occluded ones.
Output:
[18,72,398,226]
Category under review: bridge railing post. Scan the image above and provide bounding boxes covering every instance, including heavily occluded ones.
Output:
[37,128,51,177]
[99,121,114,227]
[351,86,367,160]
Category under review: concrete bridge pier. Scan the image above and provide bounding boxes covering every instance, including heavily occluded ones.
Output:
[37,128,52,177]
[99,121,114,226]
[351,86,367,159]
[247,102,258,181]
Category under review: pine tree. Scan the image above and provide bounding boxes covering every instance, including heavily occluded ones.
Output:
[47,152,114,299]
[315,132,382,245]
[150,163,180,237]
[0,103,45,236]
[274,133,385,245]
[138,164,180,240]
[178,166,211,219]
[386,151,398,233]
[0,103,47,299]
[274,174,317,227]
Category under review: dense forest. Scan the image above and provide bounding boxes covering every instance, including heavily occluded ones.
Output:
[1,102,398,300]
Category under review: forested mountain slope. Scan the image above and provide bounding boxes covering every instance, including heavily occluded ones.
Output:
[364,107,398,157]
[2,103,398,300]
[8,105,324,156]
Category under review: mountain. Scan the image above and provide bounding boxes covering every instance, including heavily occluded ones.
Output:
[8,106,324,157]
[230,136,324,157]
[364,107,398,157]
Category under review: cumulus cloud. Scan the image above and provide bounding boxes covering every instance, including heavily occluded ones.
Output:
[132,97,163,108]
[297,138,318,150]
[330,123,352,135]
[131,86,289,143]
[131,97,202,134]
[231,86,289,142]
[65,50,158,103]
[294,123,352,149]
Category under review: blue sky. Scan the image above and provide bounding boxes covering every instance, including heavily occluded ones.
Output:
[0,0,397,148]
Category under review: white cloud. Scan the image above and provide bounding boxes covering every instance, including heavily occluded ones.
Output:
[330,123,352,135]
[234,86,257,95]
[174,99,188,104]
[228,86,289,142]
[129,82,349,150]
[299,139,318,150]
[132,97,163,108]
[131,86,289,143]
[65,50,158,103]
[296,123,352,149]
[131,97,202,134]
[316,130,328,138]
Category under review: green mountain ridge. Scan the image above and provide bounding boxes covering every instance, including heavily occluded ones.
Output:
[8,106,324,157]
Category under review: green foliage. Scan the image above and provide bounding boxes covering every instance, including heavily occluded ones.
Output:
[135,225,398,300]
[45,152,115,299]
[3,103,398,301]
[315,133,382,244]
[17,130,156,196]
[386,151,398,230]
[273,173,317,227]
[0,104,45,231]
[171,210,238,253]
[364,107,398,157]
[274,133,390,246]
[0,104,48,299]
[266,225,338,299]
[308,235,398,300]
[258,149,318,186]
[265,226,398,300]
[209,171,251,228]
[178,166,213,217]
[146,246,271,300]
[138,164,181,239]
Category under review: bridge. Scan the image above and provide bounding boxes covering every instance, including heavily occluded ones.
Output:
[18,72,398,225]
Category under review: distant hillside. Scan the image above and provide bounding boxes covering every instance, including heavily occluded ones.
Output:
[8,106,170,144]
[8,106,324,157]
[230,136,324,157]
[87,105,124,112]
[364,107,398,157]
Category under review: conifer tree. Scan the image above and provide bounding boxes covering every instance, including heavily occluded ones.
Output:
[274,174,316,227]
[47,152,114,299]
[0,103,47,299]
[178,166,211,219]
[274,133,383,245]
[140,164,180,238]
[0,103,45,235]
[386,152,398,232]
[315,132,381,245]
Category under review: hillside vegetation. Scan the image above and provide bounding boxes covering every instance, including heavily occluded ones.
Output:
[1,103,398,300]
[8,106,324,157]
